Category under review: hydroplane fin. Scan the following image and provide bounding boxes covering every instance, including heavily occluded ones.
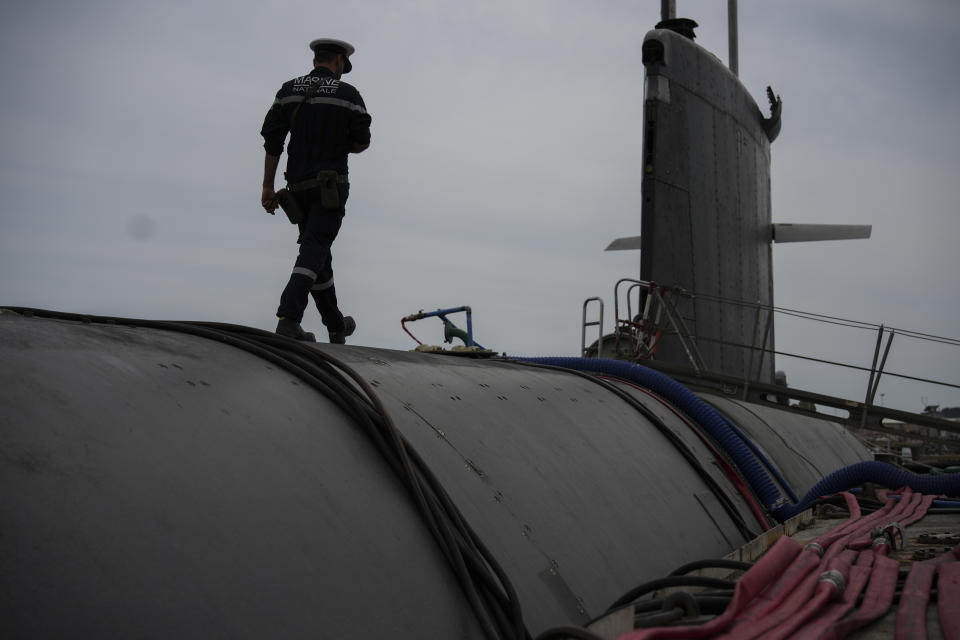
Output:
[605,235,643,251]
[772,224,872,243]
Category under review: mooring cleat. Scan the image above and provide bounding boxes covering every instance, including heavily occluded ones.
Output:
[329,316,356,344]
[276,318,316,342]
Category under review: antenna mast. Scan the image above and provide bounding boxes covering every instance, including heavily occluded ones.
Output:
[728,0,739,76]
[663,1,739,76]
[661,0,675,21]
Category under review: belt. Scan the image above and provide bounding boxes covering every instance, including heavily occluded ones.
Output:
[287,172,349,192]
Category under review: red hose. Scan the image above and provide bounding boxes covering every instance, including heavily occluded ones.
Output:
[896,545,960,640]
[751,550,857,640]
[772,491,934,640]
[896,559,939,640]
[619,535,805,639]
[400,318,422,345]
[815,490,913,562]
[718,549,824,639]
[617,489,946,640]
[939,559,960,640]
[725,490,923,639]
[792,550,874,640]
[900,493,938,528]
[822,547,900,640]
[621,493,878,640]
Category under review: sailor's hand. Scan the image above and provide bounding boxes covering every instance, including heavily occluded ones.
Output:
[261,186,278,214]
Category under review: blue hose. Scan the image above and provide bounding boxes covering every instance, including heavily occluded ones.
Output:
[508,357,960,523]
[777,461,960,519]
[510,357,798,512]
[885,495,960,508]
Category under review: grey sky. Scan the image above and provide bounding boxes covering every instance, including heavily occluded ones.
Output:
[1,1,957,413]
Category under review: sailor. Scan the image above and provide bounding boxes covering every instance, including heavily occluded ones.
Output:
[260,38,371,343]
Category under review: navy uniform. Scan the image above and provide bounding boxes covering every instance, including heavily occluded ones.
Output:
[260,38,371,343]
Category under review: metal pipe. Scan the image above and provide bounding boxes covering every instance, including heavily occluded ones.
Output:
[614,278,651,336]
[626,283,642,324]
[401,306,484,349]
[655,290,704,373]
[861,325,885,428]
[661,0,676,22]
[626,283,643,356]
[581,297,604,358]
[869,331,896,404]
[614,278,652,356]
[728,0,739,76]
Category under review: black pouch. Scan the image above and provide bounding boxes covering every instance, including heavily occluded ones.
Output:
[316,170,341,209]
[275,188,305,225]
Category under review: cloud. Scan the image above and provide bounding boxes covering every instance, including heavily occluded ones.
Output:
[0,0,957,411]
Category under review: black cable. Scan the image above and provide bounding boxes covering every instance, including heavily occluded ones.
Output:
[584,589,733,628]
[685,332,960,391]
[5,308,530,640]
[228,334,529,638]
[633,606,685,627]
[688,292,960,347]
[606,576,737,612]
[198,333,512,637]
[632,593,733,615]
[533,626,606,640]
[667,558,753,576]
[259,328,523,639]
[414,450,527,639]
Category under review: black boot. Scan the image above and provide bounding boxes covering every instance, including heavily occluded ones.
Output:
[276,318,316,342]
[329,316,356,344]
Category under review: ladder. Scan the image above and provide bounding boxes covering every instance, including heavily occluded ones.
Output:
[581,297,604,358]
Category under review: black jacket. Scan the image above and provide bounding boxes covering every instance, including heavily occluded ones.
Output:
[261,67,372,183]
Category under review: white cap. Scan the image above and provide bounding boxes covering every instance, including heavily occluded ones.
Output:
[309,38,355,73]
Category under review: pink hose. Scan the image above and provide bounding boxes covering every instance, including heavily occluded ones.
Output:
[940,559,960,640]
[617,489,945,640]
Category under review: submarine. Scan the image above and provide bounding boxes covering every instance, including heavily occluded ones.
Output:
[2,4,958,639]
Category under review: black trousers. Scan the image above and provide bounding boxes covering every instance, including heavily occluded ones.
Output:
[276,183,349,331]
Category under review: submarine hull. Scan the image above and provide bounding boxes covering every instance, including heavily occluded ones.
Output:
[0,312,870,636]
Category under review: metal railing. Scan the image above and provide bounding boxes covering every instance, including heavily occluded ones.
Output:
[583,280,960,426]
[581,297,604,358]
[611,278,708,372]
